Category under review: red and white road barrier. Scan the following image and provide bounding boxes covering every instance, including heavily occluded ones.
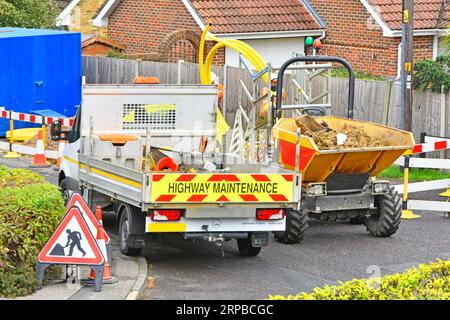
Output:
[0,107,72,160]
[0,108,74,126]
[393,135,450,214]
[411,140,450,155]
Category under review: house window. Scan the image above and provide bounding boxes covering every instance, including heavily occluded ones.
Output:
[168,39,197,63]
[436,36,448,57]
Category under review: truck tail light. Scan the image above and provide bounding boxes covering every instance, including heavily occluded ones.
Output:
[150,210,181,221]
[256,209,285,221]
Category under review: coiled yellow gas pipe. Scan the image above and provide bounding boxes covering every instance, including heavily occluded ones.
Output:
[199,25,269,85]
[199,25,269,146]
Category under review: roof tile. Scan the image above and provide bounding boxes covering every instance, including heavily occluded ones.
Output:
[189,0,322,34]
[369,0,449,30]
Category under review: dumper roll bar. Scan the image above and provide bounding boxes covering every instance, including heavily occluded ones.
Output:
[276,56,355,119]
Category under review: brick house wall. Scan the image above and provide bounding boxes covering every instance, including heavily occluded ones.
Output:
[310,0,433,77]
[69,0,107,35]
[107,0,225,65]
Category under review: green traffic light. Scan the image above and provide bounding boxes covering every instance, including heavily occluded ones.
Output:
[305,37,314,47]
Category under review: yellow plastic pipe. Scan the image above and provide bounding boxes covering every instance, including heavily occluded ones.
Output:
[199,26,268,85]
[199,24,211,84]
[205,37,268,84]
[198,26,269,146]
[203,38,268,84]
[203,42,224,84]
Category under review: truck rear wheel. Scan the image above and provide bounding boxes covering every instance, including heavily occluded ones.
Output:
[237,237,262,257]
[274,205,309,244]
[119,207,142,256]
[365,187,402,237]
[59,178,71,206]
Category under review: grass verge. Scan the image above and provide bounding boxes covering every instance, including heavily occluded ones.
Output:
[378,165,450,182]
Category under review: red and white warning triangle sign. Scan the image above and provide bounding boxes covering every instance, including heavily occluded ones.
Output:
[38,207,104,265]
[66,193,110,244]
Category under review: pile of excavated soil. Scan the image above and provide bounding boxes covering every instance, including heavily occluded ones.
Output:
[299,120,392,150]
[19,127,70,151]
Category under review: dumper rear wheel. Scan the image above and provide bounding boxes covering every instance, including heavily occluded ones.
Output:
[274,205,309,244]
[365,187,401,237]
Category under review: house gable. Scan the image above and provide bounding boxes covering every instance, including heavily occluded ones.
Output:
[106,0,206,61]
[309,0,436,77]
[362,0,449,37]
[57,0,107,35]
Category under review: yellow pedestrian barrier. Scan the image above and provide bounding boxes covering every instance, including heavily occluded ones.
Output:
[3,113,20,158]
[401,156,421,220]
[438,189,450,218]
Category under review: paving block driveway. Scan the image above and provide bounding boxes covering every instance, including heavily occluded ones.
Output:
[3,156,449,300]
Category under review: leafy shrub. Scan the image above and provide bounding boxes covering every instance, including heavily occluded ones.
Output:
[0,166,45,188]
[330,67,385,81]
[414,56,450,93]
[0,266,39,299]
[0,167,65,298]
[268,259,450,300]
[0,0,59,29]
[107,49,129,60]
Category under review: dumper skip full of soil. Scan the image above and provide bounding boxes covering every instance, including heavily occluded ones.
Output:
[272,115,415,182]
[295,114,396,150]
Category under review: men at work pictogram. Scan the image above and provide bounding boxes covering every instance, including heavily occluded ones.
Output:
[64,229,86,257]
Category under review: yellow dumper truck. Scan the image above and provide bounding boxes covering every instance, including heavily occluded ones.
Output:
[271,56,415,244]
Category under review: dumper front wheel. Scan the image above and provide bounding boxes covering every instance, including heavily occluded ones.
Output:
[274,206,309,244]
[365,187,401,237]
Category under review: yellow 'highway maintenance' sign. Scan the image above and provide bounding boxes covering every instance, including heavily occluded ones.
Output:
[151,173,294,203]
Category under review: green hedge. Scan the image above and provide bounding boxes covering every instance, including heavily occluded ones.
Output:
[0,166,65,298]
[414,56,450,93]
[268,259,450,300]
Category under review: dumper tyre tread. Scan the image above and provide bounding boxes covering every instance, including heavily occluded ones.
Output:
[119,207,142,256]
[237,237,262,257]
[365,187,402,237]
[275,205,309,244]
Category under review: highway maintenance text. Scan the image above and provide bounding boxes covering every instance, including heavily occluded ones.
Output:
[167,182,279,194]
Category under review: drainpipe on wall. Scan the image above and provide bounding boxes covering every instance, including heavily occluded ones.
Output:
[397,42,402,80]
[313,31,327,56]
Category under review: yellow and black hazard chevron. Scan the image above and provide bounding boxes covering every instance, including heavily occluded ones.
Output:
[150,173,294,203]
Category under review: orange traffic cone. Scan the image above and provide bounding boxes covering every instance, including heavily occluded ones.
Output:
[85,224,117,285]
[56,140,66,168]
[95,205,103,225]
[30,130,50,168]
[95,205,113,272]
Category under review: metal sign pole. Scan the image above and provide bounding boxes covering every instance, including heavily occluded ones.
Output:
[400,0,414,131]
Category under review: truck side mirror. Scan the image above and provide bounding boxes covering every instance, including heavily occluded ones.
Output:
[51,120,62,141]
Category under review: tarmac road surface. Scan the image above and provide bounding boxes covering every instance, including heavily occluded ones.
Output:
[140,191,450,300]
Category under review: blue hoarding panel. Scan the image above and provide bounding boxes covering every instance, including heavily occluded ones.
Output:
[0,28,81,135]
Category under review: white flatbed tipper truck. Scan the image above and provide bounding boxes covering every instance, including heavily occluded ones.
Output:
[51,84,301,257]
